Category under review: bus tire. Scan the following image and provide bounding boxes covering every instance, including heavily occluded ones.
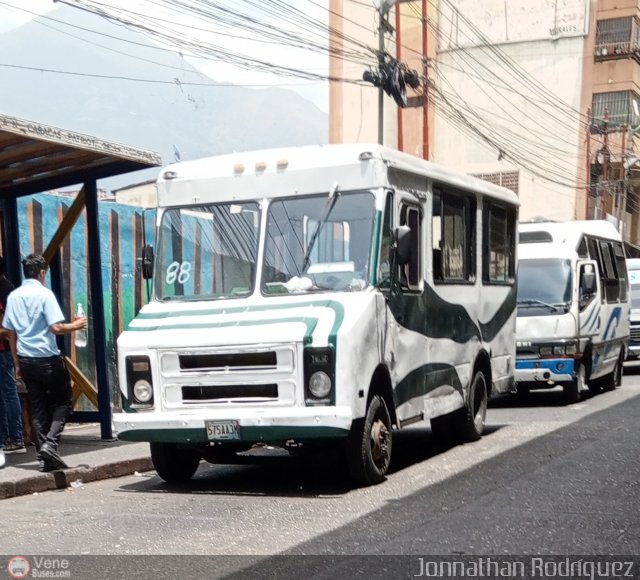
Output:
[150,442,200,483]
[564,363,584,403]
[345,394,392,486]
[456,370,488,442]
[603,349,624,392]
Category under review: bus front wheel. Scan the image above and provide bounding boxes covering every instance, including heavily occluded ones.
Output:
[345,394,392,486]
[456,370,488,442]
[150,442,201,483]
[564,363,584,403]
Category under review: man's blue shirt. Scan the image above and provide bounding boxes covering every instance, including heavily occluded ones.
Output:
[3,279,64,357]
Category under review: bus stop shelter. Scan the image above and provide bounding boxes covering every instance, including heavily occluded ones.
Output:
[0,113,161,440]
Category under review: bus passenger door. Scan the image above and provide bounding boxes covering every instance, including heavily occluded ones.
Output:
[577,259,601,345]
[381,193,425,422]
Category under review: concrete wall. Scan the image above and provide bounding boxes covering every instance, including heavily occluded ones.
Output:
[434,37,586,221]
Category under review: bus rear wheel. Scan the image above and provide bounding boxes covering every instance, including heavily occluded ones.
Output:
[150,442,201,483]
[345,394,392,486]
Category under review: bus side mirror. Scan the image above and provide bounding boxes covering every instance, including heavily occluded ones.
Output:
[395,225,411,266]
[582,271,596,294]
[142,244,154,279]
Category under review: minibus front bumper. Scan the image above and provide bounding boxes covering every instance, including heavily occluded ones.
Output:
[515,358,575,384]
[113,406,354,444]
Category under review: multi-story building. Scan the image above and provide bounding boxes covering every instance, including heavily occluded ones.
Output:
[329,0,640,254]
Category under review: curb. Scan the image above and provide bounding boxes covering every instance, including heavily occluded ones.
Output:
[0,457,154,500]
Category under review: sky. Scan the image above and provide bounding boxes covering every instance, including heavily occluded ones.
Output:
[0,0,330,112]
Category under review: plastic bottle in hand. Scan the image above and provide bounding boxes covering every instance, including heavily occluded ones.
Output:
[75,303,87,348]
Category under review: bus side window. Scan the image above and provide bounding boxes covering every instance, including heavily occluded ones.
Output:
[579,264,597,311]
[399,203,422,290]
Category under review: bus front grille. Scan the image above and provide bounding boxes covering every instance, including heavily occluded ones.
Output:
[182,384,278,401]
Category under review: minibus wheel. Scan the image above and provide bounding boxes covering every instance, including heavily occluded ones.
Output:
[457,370,487,442]
[150,442,201,483]
[603,349,624,392]
[345,394,392,486]
[564,363,584,403]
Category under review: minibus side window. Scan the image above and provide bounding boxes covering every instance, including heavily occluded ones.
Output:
[399,203,422,291]
[614,242,628,301]
[599,240,620,302]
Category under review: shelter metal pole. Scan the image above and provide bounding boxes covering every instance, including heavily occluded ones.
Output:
[49,252,66,355]
[2,196,21,285]
[85,180,113,440]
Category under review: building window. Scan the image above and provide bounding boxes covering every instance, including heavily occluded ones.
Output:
[591,91,640,130]
[472,171,519,195]
[595,17,640,59]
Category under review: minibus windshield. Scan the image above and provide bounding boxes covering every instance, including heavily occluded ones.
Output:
[262,191,376,294]
[517,258,572,311]
[155,202,260,301]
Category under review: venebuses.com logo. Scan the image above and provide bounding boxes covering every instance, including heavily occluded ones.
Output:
[6,556,30,579]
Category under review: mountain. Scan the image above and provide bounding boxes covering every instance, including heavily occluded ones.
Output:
[0,5,328,189]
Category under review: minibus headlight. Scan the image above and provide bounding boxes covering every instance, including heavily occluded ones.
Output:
[133,380,153,403]
[304,347,335,405]
[309,371,332,398]
[126,355,154,408]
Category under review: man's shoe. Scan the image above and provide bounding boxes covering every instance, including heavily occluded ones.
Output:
[38,459,55,473]
[4,440,27,454]
[39,443,68,470]
[0,449,5,468]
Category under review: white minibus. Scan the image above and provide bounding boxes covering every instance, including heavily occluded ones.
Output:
[113,144,519,485]
[626,258,640,359]
[516,220,629,403]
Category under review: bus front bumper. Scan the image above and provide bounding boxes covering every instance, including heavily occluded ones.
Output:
[515,358,575,384]
[113,406,354,444]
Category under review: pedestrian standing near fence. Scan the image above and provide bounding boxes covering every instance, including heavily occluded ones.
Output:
[1,254,86,472]
[0,255,25,457]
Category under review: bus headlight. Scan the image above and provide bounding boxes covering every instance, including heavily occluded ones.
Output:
[133,379,153,403]
[126,355,154,408]
[309,371,332,398]
[304,347,335,405]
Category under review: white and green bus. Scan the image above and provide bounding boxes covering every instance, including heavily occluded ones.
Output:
[113,144,519,486]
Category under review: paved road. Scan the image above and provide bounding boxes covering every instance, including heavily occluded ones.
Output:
[1,369,640,577]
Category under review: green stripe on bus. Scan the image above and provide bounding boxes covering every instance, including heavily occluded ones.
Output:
[117,425,349,443]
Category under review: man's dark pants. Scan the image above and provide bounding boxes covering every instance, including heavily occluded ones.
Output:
[18,355,71,452]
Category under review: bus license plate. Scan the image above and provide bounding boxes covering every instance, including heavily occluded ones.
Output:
[205,420,240,441]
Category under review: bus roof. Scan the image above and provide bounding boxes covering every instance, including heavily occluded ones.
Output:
[155,144,520,208]
[627,257,640,270]
[518,219,622,249]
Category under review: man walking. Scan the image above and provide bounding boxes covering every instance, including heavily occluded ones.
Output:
[0,255,25,455]
[2,254,86,471]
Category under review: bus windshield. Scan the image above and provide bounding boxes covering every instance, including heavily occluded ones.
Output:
[517,259,572,310]
[155,202,260,301]
[262,191,376,294]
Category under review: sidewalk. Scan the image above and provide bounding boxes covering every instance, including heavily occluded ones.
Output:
[0,423,153,500]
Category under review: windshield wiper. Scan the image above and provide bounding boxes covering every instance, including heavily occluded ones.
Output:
[517,299,559,312]
[301,182,340,273]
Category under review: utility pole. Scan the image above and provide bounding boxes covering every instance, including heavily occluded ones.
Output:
[585,108,591,220]
[617,123,628,232]
[378,14,385,145]
[375,1,396,145]
[422,0,429,160]
[600,109,611,218]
